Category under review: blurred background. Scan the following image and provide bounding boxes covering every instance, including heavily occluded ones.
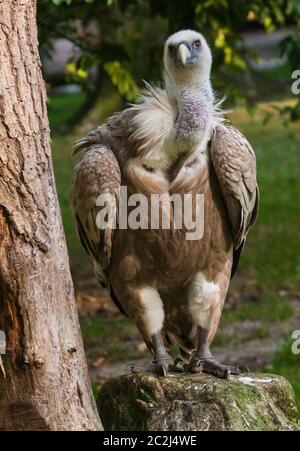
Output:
[38,0,300,407]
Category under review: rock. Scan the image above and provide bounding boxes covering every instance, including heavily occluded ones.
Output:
[97,373,299,431]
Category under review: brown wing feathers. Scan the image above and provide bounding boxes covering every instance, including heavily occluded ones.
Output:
[210,124,259,276]
[70,144,121,274]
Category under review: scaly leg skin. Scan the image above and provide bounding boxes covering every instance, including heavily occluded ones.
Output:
[185,327,240,380]
[129,332,184,377]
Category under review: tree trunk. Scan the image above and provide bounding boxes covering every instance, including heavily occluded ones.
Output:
[0,0,102,431]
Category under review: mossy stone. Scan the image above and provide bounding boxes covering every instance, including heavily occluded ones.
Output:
[97,372,300,431]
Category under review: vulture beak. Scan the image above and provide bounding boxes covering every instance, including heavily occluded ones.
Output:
[177,42,192,66]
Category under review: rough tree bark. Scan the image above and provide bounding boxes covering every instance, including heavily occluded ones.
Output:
[0,0,102,431]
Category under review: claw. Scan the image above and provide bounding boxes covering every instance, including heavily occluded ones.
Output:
[129,355,181,377]
[161,365,167,377]
[191,360,203,373]
[184,357,241,380]
[184,358,203,373]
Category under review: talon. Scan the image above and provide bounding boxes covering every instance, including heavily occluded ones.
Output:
[189,360,203,373]
[161,365,167,377]
[184,356,243,380]
[196,360,204,372]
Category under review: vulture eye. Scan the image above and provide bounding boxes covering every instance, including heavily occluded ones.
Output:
[168,45,176,57]
[193,39,201,48]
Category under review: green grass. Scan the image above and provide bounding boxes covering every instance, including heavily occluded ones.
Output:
[51,135,86,277]
[266,337,300,414]
[230,102,300,291]
[245,327,270,341]
[48,91,87,134]
[221,292,293,324]
[81,315,146,362]
[213,327,270,347]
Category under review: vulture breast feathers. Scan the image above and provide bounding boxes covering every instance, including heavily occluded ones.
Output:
[71,103,259,286]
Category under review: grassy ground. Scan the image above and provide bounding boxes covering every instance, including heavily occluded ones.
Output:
[48,92,87,134]
[49,91,300,411]
[266,337,300,412]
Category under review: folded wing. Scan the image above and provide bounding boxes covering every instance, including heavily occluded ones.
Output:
[70,144,121,287]
[210,124,259,276]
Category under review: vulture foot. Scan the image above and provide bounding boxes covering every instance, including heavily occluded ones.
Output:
[128,355,184,377]
[185,357,241,380]
[147,356,184,376]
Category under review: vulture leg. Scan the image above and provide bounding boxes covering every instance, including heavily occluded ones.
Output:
[122,286,183,376]
[185,270,241,379]
[185,327,240,379]
[129,332,184,377]
[147,332,175,376]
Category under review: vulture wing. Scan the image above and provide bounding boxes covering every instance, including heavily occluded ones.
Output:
[210,124,259,277]
[70,109,135,314]
[70,107,134,275]
[72,108,135,157]
[70,144,121,289]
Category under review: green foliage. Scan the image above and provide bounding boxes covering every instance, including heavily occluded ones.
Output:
[51,0,94,5]
[51,0,72,5]
[280,28,300,120]
[104,61,139,101]
[38,1,300,117]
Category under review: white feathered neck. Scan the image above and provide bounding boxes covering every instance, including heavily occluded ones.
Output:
[129,81,225,165]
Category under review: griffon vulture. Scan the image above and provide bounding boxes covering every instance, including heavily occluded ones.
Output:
[70,30,259,379]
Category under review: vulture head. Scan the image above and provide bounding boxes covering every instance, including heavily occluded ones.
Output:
[164,30,212,85]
